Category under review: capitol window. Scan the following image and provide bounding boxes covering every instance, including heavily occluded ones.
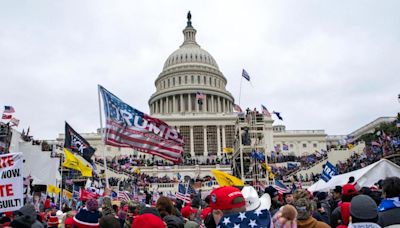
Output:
[303,143,307,148]
[178,77,181,85]
[173,77,175,86]
[290,144,293,148]
[168,79,170,87]
[209,77,211,85]
[191,75,194,84]
[313,143,317,148]
[185,76,188,84]
[198,75,201,84]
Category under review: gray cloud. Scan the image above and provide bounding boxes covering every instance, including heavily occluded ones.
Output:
[0,0,399,139]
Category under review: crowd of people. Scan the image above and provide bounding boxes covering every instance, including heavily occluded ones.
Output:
[2,176,399,227]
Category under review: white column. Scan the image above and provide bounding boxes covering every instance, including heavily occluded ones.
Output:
[217,97,221,112]
[172,95,176,113]
[211,95,214,112]
[203,126,207,156]
[217,125,221,156]
[222,125,226,149]
[204,94,207,112]
[190,126,194,157]
[160,99,164,114]
[188,94,192,112]
[166,97,169,113]
[180,94,184,113]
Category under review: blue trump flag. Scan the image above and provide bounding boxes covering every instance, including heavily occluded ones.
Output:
[321,161,338,182]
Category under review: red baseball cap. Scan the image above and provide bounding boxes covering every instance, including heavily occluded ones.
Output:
[342,184,358,196]
[181,205,198,218]
[209,186,246,210]
[133,213,165,228]
[200,207,213,219]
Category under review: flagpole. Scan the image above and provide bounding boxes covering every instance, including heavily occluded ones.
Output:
[97,85,110,189]
[59,152,63,210]
[238,74,243,107]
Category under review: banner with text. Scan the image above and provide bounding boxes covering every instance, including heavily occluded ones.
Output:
[0,153,23,212]
[321,161,338,182]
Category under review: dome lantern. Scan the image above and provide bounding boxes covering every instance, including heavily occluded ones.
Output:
[181,11,199,47]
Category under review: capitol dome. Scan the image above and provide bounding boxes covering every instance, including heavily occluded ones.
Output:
[149,12,234,116]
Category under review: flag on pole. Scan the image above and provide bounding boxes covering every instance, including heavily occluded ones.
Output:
[47,185,61,194]
[99,85,184,163]
[64,122,96,164]
[242,69,251,81]
[10,118,19,127]
[63,148,93,177]
[233,104,243,113]
[272,111,283,120]
[211,169,244,187]
[261,105,271,117]
[176,183,191,203]
[320,161,338,182]
[1,114,12,120]
[117,191,132,202]
[3,106,15,113]
[273,179,289,194]
[196,92,205,100]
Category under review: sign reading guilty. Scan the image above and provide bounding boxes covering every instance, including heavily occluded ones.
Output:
[0,153,23,212]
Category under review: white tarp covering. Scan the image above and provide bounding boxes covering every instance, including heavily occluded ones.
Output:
[22,150,61,186]
[308,159,400,192]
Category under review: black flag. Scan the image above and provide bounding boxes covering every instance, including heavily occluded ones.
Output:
[64,122,95,163]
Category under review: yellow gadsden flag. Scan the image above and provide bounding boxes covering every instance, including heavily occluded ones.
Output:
[63,148,93,177]
[211,169,244,187]
[223,147,234,153]
[47,184,61,194]
[63,189,73,199]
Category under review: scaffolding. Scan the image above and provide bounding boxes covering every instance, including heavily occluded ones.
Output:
[232,110,274,187]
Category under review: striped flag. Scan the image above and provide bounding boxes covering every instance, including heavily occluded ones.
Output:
[242,69,251,81]
[99,85,184,163]
[261,105,271,117]
[273,179,289,194]
[10,118,19,127]
[176,183,191,203]
[196,92,205,100]
[3,106,15,113]
[117,191,132,202]
[233,104,243,113]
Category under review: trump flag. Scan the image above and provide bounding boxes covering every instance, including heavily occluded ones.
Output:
[99,85,184,163]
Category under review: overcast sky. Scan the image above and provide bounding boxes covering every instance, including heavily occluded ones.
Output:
[1,0,399,139]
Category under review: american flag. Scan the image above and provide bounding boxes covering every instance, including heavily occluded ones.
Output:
[261,105,271,117]
[99,85,184,163]
[196,92,205,100]
[217,209,271,227]
[233,104,243,113]
[242,69,251,81]
[176,183,194,203]
[3,106,15,113]
[273,179,289,194]
[117,191,132,202]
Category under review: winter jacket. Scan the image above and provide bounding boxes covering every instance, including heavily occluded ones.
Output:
[297,217,331,228]
[378,207,400,227]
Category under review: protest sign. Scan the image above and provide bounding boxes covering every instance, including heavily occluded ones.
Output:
[0,153,23,212]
